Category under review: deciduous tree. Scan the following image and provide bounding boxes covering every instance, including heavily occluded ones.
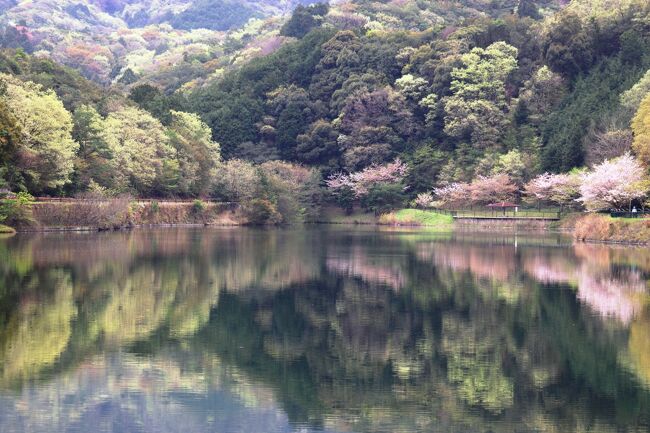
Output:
[632,94,650,166]
[167,111,221,197]
[443,42,518,148]
[2,74,78,193]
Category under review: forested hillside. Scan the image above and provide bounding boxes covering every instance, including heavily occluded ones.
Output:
[0,0,312,87]
[2,0,650,225]
[187,0,650,179]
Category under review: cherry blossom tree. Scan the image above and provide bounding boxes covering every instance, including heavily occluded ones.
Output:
[414,192,434,209]
[433,182,472,208]
[578,153,649,211]
[326,159,408,198]
[524,172,582,208]
[469,174,518,205]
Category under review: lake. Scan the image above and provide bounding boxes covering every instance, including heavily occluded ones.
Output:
[0,227,649,433]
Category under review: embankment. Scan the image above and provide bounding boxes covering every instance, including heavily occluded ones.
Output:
[453,217,556,231]
[24,200,243,231]
[568,214,650,245]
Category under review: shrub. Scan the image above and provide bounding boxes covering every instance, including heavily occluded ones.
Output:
[413,192,434,209]
[0,192,35,227]
[192,199,205,214]
[243,199,282,225]
[333,186,355,215]
[361,183,407,215]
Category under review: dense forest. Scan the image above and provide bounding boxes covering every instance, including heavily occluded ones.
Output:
[2,0,650,223]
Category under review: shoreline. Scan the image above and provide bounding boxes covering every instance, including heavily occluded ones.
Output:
[7,206,650,246]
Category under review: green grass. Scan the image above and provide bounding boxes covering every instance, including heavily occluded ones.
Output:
[380,209,454,226]
[0,224,16,234]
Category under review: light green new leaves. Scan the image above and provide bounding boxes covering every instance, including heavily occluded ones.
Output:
[443,42,518,148]
[167,110,221,196]
[1,74,78,191]
[102,106,174,194]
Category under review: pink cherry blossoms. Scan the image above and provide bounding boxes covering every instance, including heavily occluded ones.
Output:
[433,174,517,208]
[578,153,648,211]
[326,159,408,198]
[523,172,581,207]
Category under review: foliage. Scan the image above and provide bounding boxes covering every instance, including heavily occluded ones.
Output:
[0,191,34,227]
[243,198,282,225]
[280,3,329,39]
[101,106,176,195]
[1,0,650,211]
[360,182,407,215]
[192,199,205,214]
[72,105,113,192]
[632,94,650,166]
[0,49,105,111]
[542,57,649,172]
[442,42,518,149]
[621,69,650,114]
[213,158,321,224]
[167,110,221,197]
[1,74,78,193]
[434,174,518,208]
[169,0,258,31]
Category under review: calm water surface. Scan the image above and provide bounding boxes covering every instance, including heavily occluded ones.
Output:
[1,227,650,433]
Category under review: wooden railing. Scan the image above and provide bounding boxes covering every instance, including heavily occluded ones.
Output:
[435,208,563,220]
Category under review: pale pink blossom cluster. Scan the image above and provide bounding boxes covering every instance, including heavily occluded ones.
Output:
[433,174,517,207]
[432,182,472,208]
[523,172,581,206]
[326,248,406,290]
[576,271,646,324]
[414,192,434,208]
[578,153,648,211]
[470,174,518,204]
[326,159,408,198]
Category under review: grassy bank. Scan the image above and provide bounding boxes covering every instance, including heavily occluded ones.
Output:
[320,207,454,227]
[379,209,454,227]
[571,214,650,244]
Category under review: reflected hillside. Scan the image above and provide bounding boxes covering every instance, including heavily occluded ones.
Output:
[1,228,650,433]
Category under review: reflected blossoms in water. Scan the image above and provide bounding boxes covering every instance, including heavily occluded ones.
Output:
[0,228,649,433]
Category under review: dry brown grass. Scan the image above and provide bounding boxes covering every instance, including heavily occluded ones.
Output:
[573,214,650,244]
[30,200,244,230]
[130,202,241,225]
[33,196,132,229]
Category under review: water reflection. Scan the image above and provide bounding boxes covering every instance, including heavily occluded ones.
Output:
[1,228,650,432]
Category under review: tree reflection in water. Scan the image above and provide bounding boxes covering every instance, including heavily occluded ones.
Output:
[0,228,649,433]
